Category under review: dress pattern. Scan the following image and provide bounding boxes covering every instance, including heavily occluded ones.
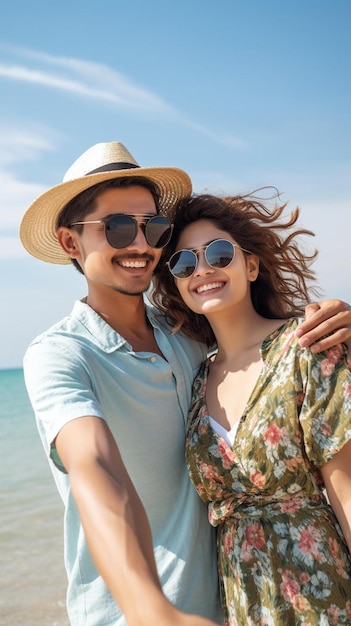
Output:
[185,318,351,625]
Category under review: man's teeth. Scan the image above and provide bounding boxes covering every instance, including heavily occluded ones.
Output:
[121,260,147,268]
[196,282,223,293]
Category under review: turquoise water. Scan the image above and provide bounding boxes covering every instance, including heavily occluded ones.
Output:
[0,368,69,625]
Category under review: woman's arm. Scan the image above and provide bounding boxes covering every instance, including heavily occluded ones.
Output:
[321,439,351,554]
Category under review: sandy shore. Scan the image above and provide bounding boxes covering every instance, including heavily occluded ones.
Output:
[1,369,70,625]
[1,493,69,626]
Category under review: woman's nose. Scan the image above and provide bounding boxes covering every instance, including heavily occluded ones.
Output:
[193,250,215,276]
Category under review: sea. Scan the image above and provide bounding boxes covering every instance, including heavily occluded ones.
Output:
[1,368,70,626]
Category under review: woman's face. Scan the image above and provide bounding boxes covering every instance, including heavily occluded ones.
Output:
[172,219,259,317]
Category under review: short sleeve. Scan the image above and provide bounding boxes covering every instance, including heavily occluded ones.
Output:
[298,343,351,468]
[23,337,105,471]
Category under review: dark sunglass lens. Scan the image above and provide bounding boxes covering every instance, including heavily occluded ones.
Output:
[206,240,234,268]
[169,250,197,278]
[105,215,137,248]
[145,216,172,248]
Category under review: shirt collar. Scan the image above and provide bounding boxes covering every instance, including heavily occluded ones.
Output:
[71,298,161,353]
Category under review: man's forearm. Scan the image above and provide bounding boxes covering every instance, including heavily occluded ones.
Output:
[70,461,220,626]
[70,458,165,620]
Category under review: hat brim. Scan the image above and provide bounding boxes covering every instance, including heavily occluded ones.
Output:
[19,166,192,264]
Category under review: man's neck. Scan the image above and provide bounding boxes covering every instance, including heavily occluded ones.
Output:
[85,291,163,356]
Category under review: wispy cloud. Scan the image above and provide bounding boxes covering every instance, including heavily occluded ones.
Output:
[0,127,55,258]
[0,45,246,148]
[0,64,171,111]
[0,235,25,259]
[0,45,176,112]
[0,127,54,169]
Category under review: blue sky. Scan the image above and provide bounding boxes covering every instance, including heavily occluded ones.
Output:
[0,0,350,368]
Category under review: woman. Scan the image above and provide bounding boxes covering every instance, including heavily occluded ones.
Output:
[152,191,351,625]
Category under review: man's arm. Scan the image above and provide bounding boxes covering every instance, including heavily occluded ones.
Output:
[55,416,219,626]
[296,299,351,356]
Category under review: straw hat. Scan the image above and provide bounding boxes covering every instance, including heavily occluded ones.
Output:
[19,141,192,264]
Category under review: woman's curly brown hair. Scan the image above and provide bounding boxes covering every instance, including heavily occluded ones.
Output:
[151,189,320,347]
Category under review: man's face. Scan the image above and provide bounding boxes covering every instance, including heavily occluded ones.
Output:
[62,185,164,297]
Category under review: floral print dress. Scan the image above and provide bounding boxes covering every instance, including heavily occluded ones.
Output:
[185,318,351,626]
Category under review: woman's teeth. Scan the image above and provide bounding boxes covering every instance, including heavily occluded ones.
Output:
[196,282,223,294]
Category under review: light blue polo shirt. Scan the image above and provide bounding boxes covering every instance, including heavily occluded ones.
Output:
[23,299,221,626]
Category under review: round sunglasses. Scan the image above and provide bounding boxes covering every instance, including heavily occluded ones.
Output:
[70,213,173,249]
[167,238,252,279]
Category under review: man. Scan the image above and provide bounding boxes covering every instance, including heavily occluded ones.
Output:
[20,141,351,626]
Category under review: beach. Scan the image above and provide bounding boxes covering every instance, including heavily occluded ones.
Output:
[1,368,69,626]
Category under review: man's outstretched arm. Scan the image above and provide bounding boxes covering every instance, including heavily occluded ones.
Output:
[296,299,351,357]
[55,416,219,626]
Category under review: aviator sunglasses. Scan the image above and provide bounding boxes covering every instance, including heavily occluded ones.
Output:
[167,238,252,279]
[70,213,173,249]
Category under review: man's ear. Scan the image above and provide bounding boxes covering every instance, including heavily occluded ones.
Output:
[57,227,80,259]
[247,254,259,282]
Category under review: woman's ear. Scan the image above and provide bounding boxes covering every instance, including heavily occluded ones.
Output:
[246,254,259,282]
[57,227,80,259]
